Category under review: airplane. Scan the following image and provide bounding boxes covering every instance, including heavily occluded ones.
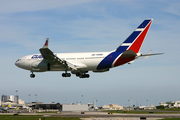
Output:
[15,19,163,78]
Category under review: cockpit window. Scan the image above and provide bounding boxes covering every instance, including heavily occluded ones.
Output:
[16,59,21,62]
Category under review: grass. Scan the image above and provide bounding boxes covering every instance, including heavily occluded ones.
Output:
[158,108,180,111]
[102,110,180,114]
[160,118,180,120]
[0,116,81,120]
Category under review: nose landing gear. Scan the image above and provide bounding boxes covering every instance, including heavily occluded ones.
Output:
[30,72,35,78]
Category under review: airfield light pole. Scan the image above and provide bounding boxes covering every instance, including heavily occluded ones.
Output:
[16,90,18,95]
[65,98,67,104]
[29,94,31,104]
[15,90,18,113]
[81,95,83,104]
[15,90,18,103]
[94,98,96,108]
[35,94,37,103]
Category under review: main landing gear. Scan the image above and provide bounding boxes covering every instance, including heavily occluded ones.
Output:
[62,73,71,77]
[29,71,89,78]
[30,72,35,78]
[76,73,90,78]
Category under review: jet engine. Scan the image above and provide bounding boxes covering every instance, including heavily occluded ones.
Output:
[31,60,50,71]
[93,69,109,73]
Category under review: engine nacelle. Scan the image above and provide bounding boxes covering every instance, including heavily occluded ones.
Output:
[93,69,109,73]
[31,60,49,71]
[71,71,88,74]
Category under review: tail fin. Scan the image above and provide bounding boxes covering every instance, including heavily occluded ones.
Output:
[116,19,153,53]
[42,38,49,48]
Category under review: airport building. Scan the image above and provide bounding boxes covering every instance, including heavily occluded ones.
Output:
[62,104,88,111]
[1,95,18,103]
[102,104,123,110]
[160,101,180,108]
[0,95,25,107]
[34,103,88,111]
[34,103,61,110]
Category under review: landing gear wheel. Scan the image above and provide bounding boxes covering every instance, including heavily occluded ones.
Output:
[85,74,90,78]
[76,73,80,77]
[67,73,71,77]
[79,74,90,78]
[62,73,71,77]
[62,73,65,77]
[30,74,35,78]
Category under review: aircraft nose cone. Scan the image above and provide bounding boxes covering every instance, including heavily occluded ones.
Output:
[15,61,18,67]
[15,59,20,67]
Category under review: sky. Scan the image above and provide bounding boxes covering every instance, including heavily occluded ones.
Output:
[0,0,180,107]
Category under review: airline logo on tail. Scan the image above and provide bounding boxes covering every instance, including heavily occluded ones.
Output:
[43,38,49,47]
[97,19,153,70]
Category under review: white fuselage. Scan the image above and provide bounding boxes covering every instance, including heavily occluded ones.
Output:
[15,51,111,72]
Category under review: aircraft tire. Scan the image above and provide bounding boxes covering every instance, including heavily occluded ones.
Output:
[67,73,71,77]
[62,73,65,77]
[62,73,71,77]
[30,74,35,78]
[76,73,80,77]
[86,74,90,78]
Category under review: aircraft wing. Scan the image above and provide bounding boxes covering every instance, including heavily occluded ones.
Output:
[39,38,77,70]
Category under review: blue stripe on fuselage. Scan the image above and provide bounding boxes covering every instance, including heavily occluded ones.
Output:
[97,46,128,70]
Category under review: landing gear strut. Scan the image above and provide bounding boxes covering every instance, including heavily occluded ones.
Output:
[30,72,35,78]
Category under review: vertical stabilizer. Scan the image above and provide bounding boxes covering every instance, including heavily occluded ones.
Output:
[97,19,153,70]
[43,38,49,48]
[116,19,153,53]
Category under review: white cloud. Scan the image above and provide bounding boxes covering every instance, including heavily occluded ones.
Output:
[0,0,93,14]
[162,1,180,16]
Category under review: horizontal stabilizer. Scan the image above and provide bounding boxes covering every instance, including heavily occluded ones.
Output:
[140,53,164,58]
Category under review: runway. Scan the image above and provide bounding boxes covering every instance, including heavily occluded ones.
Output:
[50,111,180,118]
[1,111,180,119]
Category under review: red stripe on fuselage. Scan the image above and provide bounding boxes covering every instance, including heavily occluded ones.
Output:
[114,56,135,67]
[127,21,152,53]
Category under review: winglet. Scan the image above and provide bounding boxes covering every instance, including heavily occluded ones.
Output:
[43,38,49,48]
